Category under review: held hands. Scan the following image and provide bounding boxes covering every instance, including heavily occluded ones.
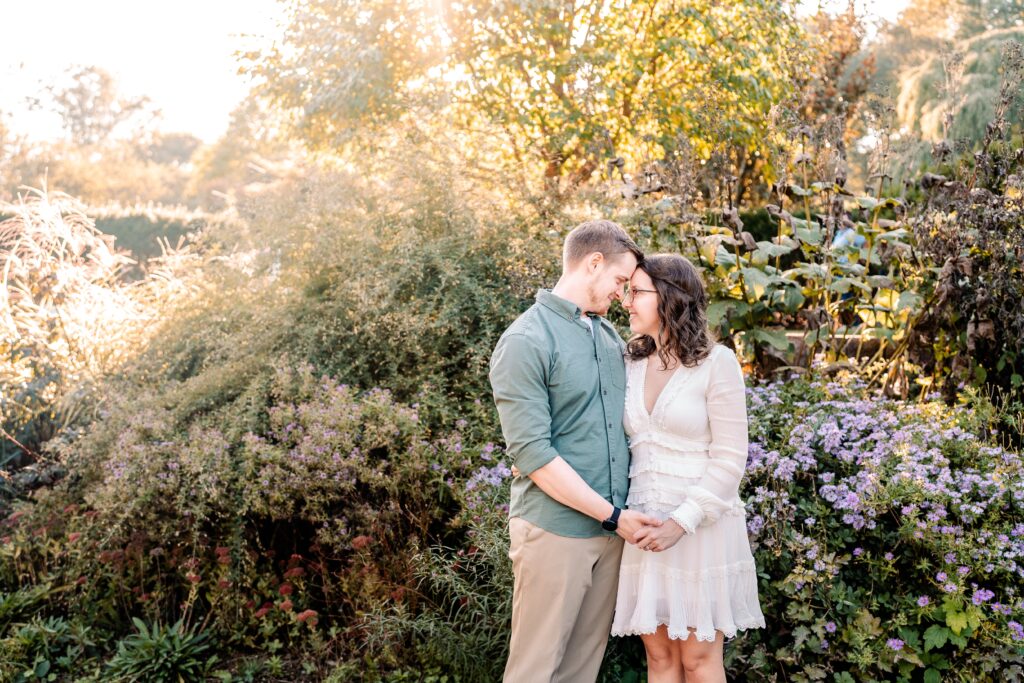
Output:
[633,518,686,552]
[616,509,662,544]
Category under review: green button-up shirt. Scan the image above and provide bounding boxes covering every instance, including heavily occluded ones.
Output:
[489,289,630,538]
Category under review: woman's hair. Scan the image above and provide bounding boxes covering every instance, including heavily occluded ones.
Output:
[625,253,715,368]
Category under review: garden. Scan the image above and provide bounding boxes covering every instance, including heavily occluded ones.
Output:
[1,1,1024,681]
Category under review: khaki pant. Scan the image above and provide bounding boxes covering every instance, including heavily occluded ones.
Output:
[503,517,624,683]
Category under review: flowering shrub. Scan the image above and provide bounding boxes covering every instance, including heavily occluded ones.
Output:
[730,375,1024,681]
[362,373,1024,682]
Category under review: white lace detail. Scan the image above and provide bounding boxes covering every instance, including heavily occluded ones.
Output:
[628,430,710,454]
[611,619,766,642]
[628,453,708,479]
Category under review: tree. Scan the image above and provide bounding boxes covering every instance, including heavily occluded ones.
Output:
[44,66,159,146]
[245,0,809,193]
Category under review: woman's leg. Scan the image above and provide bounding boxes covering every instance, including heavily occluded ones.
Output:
[679,630,725,683]
[641,625,686,683]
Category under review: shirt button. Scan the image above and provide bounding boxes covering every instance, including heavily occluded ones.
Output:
[602,389,607,395]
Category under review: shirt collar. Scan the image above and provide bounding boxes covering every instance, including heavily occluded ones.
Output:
[536,288,587,322]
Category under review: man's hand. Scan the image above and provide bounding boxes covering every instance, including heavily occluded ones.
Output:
[633,518,686,552]
[616,509,662,544]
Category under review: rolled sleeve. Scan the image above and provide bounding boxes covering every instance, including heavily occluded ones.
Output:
[489,333,560,476]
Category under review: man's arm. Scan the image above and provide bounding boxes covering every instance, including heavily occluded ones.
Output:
[528,458,661,542]
[489,333,660,541]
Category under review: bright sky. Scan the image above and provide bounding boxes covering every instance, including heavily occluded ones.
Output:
[0,0,283,142]
[1,0,910,145]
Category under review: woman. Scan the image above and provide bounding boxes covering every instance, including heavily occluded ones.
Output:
[610,254,765,683]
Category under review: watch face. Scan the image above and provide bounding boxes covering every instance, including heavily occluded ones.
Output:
[601,520,617,532]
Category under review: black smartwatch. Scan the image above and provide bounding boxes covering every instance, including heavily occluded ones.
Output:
[601,506,621,532]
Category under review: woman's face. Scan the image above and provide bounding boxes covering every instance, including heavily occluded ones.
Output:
[624,267,660,338]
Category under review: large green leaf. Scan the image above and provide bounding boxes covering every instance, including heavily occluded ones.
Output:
[829,277,871,294]
[750,327,793,351]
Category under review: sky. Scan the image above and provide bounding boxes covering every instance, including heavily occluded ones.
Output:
[0,0,282,142]
[1,0,910,145]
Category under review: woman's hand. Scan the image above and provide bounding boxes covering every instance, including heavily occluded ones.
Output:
[633,518,686,552]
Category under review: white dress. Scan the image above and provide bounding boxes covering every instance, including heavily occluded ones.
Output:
[611,344,766,641]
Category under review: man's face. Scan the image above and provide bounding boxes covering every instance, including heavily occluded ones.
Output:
[584,252,639,316]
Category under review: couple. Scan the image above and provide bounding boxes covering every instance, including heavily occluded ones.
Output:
[489,220,765,683]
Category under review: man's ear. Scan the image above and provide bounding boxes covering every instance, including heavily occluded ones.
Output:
[586,251,605,274]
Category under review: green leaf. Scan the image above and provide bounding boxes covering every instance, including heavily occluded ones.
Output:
[946,610,968,635]
[790,183,814,196]
[755,240,798,257]
[783,286,806,312]
[924,669,941,683]
[750,327,793,351]
[707,299,748,327]
[829,277,871,294]
[879,228,911,241]
[897,290,922,311]
[715,246,738,268]
[740,267,772,299]
[794,224,823,245]
[856,196,879,210]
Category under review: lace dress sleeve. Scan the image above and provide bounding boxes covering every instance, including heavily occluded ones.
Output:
[669,347,749,533]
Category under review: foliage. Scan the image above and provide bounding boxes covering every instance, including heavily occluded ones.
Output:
[245,0,809,190]
[0,189,205,497]
[378,374,1024,682]
[896,28,1024,142]
[105,618,217,682]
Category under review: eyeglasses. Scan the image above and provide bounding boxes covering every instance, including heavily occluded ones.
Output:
[623,288,657,304]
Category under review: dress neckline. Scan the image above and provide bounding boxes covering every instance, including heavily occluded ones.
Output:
[641,355,683,418]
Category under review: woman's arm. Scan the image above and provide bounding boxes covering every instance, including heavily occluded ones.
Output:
[668,347,749,534]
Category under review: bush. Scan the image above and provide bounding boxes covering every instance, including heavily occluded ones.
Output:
[380,372,1024,683]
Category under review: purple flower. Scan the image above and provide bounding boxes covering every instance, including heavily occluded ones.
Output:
[972,589,994,605]
[936,571,948,582]
[886,638,904,651]
[884,552,894,561]
[821,639,829,650]
[853,548,864,557]
[825,621,837,633]
[1010,622,1024,641]
[943,583,957,593]
[917,596,930,607]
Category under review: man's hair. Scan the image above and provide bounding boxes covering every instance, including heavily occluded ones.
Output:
[562,220,643,269]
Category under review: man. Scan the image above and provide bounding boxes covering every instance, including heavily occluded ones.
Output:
[489,219,662,682]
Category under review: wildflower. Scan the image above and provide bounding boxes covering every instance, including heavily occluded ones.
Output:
[886,638,904,651]
[283,566,306,578]
[1010,622,1024,641]
[186,572,201,584]
[825,621,837,634]
[279,599,294,612]
[853,548,864,557]
[352,535,372,550]
[936,571,948,582]
[884,552,894,561]
[296,609,318,626]
[972,588,994,605]
[917,596,930,607]
[67,532,81,543]
[943,583,957,593]
[279,583,294,596]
